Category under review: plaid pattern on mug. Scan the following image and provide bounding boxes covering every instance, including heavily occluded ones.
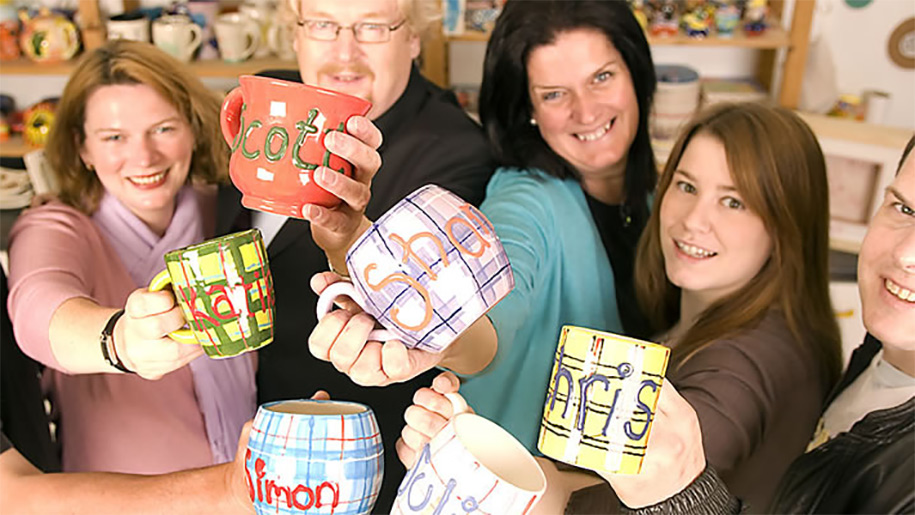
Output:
[246,400,384,515]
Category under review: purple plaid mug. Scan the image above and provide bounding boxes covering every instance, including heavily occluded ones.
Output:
[315,185,514,353]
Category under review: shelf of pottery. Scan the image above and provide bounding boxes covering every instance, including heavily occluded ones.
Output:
[0,0,300,159]
[422,0,815,159]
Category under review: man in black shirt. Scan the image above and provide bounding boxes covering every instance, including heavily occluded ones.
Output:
[216,1,494,511]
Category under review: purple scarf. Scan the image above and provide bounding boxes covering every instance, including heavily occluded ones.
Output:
[92,186,256,464]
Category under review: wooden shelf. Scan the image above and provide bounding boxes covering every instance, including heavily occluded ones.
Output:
[647,22,789,48]
[0,57,297,78]
[447,21,789,49]
[0,135,35,159]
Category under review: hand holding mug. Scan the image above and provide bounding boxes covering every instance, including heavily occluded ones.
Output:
[116,287,205,380]
[308,271,443,387]
[599,382,707,509]
[304,115,384,264]
[396,371,464,469]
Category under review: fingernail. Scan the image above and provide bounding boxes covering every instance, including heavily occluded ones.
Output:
[302,204,318,220]
[317,167,336,186]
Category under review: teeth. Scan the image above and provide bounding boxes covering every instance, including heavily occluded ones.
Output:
[129,171,166,185]
[576,120,613,142]
[885,278,915,303]
[676,241,717,258]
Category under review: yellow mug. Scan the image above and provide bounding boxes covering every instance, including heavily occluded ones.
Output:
[538,325,670,474]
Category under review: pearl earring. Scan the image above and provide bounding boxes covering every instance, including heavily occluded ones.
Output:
[530,118,537,126]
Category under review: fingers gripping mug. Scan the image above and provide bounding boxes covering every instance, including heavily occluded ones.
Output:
[315,185,514,353]
[391,393,546,515]
[538,326,670,474]
[148,229,275,358]
[246,400,384,515]
[220,75,372,217]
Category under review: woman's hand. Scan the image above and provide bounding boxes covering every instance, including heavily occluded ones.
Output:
[308,272,443,386]
[395,371,464,469]
[304,116,383,265]
[599,381,707,509]
[115,287,204,380]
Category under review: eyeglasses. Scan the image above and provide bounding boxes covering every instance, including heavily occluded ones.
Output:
[296,18,408,43]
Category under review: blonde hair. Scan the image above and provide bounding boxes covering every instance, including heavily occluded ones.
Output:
[47,40,227,214]
[635,102,842,388]
[287,0,441,36]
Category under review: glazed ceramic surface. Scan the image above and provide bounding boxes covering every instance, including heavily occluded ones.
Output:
[220,75,372,216]
[246,400,384,515]
[18,8,79,63]
[149,229,274,358]
[392,399,545,515]
[317,185,514,353]
[538,326,670,474]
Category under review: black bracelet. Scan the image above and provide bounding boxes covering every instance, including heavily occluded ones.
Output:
[100,309,133,374]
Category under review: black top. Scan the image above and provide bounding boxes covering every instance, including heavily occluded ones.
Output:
[0,270,60,471]
[585,194,652,339]
[217,66,495,513]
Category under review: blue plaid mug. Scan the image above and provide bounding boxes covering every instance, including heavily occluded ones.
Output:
[315,185,515,353]
[245,400,384,515]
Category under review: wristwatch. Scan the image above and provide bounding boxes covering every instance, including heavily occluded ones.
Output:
[99,309,132,373]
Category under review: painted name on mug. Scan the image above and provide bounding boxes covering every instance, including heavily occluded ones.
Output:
[245,451,340,511]
[546,341,659,442]
[363,203,496,333]
[175,268,273,333]
[396,444,488,514]
[231,105,345,173]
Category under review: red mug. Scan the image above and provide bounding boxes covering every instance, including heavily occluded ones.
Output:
[220,75,372,217]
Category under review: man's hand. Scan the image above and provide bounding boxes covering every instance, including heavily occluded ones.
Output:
[308,272,443,386]
[304,116,383,266]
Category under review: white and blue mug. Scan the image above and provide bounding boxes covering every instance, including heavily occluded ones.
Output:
[245,400,384,515]
[316,185,514,353]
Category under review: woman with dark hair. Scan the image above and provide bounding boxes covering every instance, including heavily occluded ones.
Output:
[453,0,658,454]
[7,40,255,474]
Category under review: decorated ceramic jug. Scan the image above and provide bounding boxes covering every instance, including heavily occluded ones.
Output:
[18,8,80,63]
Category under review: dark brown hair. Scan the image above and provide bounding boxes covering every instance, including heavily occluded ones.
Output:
[635,102,842,387]
[46,39,227,213]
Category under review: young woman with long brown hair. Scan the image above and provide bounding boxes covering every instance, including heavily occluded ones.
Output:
[632,102,843,509]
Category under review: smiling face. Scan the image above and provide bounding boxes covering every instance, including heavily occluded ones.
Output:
[294,0,420,120]
[858,152,915,356]
[526,29,639,198]
[79,84,194,234]
[659,133,773,307]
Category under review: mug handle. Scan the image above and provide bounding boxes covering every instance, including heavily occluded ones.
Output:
[445,392,472,416]
[220,86,244,147]
[184,22,203,60]
[240,20,261,62]
[315,281,397,342]
[148,270,199,345]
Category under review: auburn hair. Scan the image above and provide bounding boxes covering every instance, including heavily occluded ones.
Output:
[635,102,842,387]
[46,39,227,214]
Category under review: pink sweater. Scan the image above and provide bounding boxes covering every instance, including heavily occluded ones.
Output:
[7,201,214,474]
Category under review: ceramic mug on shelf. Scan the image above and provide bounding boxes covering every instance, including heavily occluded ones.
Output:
[106,11,150,42]
[219,75,372,216]
[391,393,546,515]
[152,14,202,63]
[315,185,514,353]
[214,12,260,63]
[148,229,275,358]
[537,326,670,474]
[246,399,384,515]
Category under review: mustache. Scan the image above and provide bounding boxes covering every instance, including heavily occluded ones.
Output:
[318,63,374,79]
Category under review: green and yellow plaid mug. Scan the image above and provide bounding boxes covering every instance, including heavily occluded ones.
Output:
[149,229,274,358]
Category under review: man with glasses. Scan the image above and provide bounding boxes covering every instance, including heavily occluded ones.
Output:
[216,0,494,511]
